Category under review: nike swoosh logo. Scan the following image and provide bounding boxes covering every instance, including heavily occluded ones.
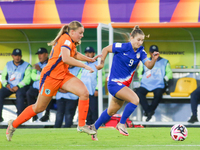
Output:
[117,126,128,135]
[123,53,128,55]
[119,128,128,134]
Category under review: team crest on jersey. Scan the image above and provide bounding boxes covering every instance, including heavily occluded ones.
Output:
[115,43,122,48]
[45,89,51,95]
[64,40,71,46]
[136,53,140,59]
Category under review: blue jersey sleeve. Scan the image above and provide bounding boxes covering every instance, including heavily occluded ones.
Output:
[140,49,148,64]
[112,42,127,53]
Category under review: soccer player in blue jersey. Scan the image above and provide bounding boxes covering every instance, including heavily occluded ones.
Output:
[90,26,159,141]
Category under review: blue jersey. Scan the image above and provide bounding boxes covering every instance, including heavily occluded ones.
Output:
[108,42,148,86]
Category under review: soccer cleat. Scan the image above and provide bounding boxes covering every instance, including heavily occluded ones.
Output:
[77,125,96,135]
[89,124,98,141]
[116,122,129,136]
[6,120,16,141]
[188,115,198,123]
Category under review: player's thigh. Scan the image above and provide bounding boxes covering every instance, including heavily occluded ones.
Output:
[115,86,139,105]
[33,94,52,113]
[61,77,88,97]
[107,96,125,116]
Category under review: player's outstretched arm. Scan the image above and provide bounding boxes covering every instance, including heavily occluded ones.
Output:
[95,45,112,70]
[144,51,159,69]
[62,47,94,73]
[74,51,101,62]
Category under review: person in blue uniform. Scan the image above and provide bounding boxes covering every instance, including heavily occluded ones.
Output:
[79,46,105,125]
[26,48,52,122]
[136,45,173,122]
[0,48,31,122]
[90,25,159,141]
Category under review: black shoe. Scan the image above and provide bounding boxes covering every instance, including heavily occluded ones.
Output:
[144,112,148,117]
[146,111,155,122]
[0,117,4,122]
[32,115,38,122]
[40,115,49,122]
[188,115,198,123]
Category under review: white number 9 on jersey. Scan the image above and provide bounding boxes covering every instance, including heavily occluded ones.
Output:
[128,59,134,66]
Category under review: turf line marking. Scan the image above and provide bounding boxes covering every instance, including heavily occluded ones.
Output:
[3,145,200,147]
[133,145,200,147]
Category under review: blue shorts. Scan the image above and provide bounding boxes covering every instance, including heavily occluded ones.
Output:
[107,80,126,98]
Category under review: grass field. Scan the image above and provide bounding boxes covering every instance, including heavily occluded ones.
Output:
[0,127,200,150]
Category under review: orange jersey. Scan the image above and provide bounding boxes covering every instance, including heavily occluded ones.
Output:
[42,33,76,79]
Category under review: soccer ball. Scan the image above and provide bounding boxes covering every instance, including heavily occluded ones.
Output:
[170,124,188,141]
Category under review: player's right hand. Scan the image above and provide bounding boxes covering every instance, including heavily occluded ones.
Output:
[84,66,94,73]
[95,64,104,70]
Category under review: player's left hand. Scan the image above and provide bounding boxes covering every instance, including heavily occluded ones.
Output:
[90,54,102,62]
[84,65,94,73]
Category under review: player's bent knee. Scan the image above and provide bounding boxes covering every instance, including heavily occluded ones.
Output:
[107,108,118,116]
[133,98,139,105]
[79,89,89,99]
[108,111,116,116]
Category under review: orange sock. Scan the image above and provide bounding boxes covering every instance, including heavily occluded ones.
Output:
[78,99,89,127]
[12,105,37,128]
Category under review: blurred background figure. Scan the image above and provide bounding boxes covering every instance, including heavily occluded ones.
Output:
[0,48,31,122]
[26,48,52,122]
[54,66,81,128]
[188,86,200,123]
[136,45,173,122]
[79,46,105,125]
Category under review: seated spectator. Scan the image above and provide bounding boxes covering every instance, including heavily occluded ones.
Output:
[0,48,31,122]
[26,48,52,122]
[187,86,200,123]
[79,46,105,125]
[136,45,173,122]
[54,66,81,128]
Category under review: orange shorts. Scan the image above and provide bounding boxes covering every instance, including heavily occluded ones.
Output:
[39,72,75,97]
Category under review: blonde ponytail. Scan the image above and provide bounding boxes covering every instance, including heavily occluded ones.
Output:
[47,21,83,46]
[48,25,69,46]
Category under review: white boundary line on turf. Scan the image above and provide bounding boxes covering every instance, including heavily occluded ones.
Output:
[132,145,200,147]
[68,145,200,147]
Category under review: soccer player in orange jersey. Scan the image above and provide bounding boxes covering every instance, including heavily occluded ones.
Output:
[6,21,100,141]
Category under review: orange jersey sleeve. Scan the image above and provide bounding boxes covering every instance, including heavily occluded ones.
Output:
[42,33,76,79]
